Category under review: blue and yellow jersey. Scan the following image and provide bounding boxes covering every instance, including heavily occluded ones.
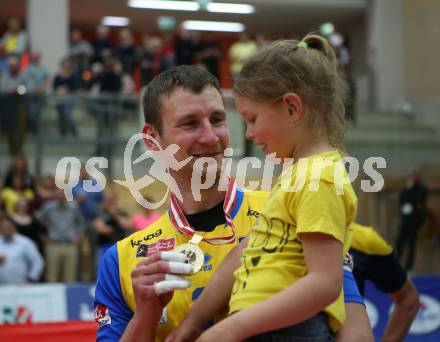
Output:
[94,187,269,341]
[350,223,407,294]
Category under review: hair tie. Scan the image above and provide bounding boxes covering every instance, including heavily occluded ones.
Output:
[297,41,308,49]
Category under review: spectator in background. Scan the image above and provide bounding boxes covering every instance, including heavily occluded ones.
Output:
[131,200,161,231]
[0,17,28,57]
[72,165,104,222]
[396,169,429,270]
[0,54,28,155]
[93,190,131,268]
[33,174,57,210]
[96,57,122,156]
[138,34,156,86]
[1,174,34,216]
[22,51,50,134]
[91,25,113,64]
[175,25,195,66]
[38,188,85,282]
[0,216,44,284]
[228,33,257,157]
[159,33,176,72]
[69,28,93,87]
[196,32,222,80]
[228,32,257,82]
[10,198,47,256]
[4,154,36,191]
[53,57,78,137]
[113,28,136,74]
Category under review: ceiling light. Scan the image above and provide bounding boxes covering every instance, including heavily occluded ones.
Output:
[182,20,244,32]
[207,3,254,14]
[102,16,130,26]
[128,0,200,11]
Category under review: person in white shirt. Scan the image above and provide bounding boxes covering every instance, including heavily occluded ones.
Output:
[0,215,44,284]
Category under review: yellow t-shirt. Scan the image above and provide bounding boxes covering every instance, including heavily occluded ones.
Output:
[1,188,35,216]
[229,150,358,332]
[350,223,393,255]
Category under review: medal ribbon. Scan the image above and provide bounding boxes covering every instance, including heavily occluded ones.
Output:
[169,178,238,245]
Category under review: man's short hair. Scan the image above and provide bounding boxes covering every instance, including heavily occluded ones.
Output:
[142,65,221,133]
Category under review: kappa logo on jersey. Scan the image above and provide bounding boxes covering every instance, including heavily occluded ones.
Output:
[247,206,259,218]
[95,304,111,328]
[202,253,213,272]
[136,244,148,258]
[131,228,163,247]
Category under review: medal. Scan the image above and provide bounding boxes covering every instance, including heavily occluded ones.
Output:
[174,234,205,274]
[169,178,239,245]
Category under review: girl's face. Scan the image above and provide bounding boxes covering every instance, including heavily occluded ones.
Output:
[236,95,296,160]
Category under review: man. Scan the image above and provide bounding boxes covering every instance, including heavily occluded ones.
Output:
[338,223,420,342]
[396,170,428,270]
[95,65,269,341]
[0,216,44,284]
[38,188,85,282]
[94,66,370,341]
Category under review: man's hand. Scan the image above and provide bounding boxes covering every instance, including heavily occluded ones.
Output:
[131,252,193,324]
[121,251,193,342]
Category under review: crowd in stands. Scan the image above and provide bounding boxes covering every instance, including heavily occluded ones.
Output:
[0,155,161,284]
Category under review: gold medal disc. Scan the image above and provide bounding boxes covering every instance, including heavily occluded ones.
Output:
[174,243,204,274]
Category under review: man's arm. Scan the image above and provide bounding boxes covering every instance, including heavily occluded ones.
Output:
[382,279,419,342]
[23,239,44,282]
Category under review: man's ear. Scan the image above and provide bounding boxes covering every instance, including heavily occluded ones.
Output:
[142,124,161,151]
[282,92,303,125]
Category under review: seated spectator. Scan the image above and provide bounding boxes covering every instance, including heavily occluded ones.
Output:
[69,28,93,87]
[93,190,131,267]
[0,216,44,284]
[37,188,85,283]
[4,154,36,191]
[33,174,57,210]
[53,57,78,137]
[1,174,34,216]
[131,200,161,231]
[10,198,47,255]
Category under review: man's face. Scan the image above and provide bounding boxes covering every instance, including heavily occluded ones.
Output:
[155,86,230,178]
[0,220,15,240]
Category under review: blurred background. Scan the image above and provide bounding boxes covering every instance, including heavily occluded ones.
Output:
[0,0,439,340]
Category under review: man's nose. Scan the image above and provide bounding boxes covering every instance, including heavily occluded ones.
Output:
[198,121,220,144]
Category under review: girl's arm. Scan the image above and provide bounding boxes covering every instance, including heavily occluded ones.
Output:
[166,237,248,342]
[199,233,343,341]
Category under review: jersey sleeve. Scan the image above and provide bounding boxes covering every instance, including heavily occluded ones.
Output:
[343,268,364,304]
[95,244,133,341]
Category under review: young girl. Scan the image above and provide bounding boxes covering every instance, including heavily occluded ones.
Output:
[168,34,358,342]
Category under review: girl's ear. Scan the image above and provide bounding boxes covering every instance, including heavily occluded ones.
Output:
[142,124,161,150]
[282,92,303,125]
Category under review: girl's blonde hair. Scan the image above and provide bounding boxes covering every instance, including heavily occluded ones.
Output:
[234,33,347,149]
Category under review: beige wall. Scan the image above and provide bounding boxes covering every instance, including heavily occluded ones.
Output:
[404,0,440,102]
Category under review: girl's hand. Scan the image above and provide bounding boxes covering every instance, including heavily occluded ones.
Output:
[165,317,203,342]
[196,322,240,342]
